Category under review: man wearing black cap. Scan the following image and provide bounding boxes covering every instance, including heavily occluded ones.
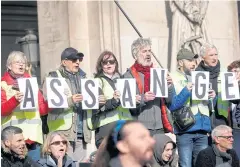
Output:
[169,48,216,167]
[41,47,103,162]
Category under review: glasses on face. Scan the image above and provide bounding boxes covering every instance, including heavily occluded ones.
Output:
[66,57,83,63]
[102,59,116,65]
[217,136,234,140]
[50,140,67,146]
[12,61,26,65]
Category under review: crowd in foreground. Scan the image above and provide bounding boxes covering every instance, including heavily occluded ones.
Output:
[1,37,240,167]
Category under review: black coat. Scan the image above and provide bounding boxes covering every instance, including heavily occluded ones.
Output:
[195,146,239,167]
[1,151,39,167]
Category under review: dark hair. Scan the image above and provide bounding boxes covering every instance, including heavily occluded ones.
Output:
[227,60,240,72]
[92,120,138,167]
[1,126,23,141]
[94,50,120,78]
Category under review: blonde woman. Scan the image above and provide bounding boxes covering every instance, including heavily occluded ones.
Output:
[37,131,76,167]
[1,51,49,161]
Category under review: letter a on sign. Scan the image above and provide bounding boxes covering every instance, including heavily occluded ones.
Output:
[18,77,38,110]
[220,72,240,100]
[192,71,209,100]
[117,79,136,108]
[46,78,68,108]
[81,79,99,110]
[150,68,168,97]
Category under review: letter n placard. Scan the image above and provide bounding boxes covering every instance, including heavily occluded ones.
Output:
[46,78,68,108]
[150,68,168,97]
[82,79,99,110]
[18,77,38,110]
[220,72,240,100]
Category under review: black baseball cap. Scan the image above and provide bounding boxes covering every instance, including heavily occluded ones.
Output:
[61,47,84,60]
[177,48,198,60]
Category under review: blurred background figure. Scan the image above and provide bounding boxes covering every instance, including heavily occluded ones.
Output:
[152,134,178,167]
[37,131,76,167]
[1,126,39,167]
[227,60,240,159]
[92,120,156,167]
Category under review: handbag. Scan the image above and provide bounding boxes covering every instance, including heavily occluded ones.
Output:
[172,106,195,131]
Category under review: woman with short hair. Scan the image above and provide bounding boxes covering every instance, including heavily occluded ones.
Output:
[37,131,76,167]
[1,51,49,161]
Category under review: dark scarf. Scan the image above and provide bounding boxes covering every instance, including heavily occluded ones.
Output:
[132,61,153,93]
[212,144,232,166]
[196,60,220,94]
[9,70,24,90]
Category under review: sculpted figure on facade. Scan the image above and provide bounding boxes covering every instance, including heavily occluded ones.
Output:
[170,0,212,71]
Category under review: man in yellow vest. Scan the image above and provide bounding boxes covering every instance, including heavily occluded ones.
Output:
[170,48,216,167]
[196,43,229,128]
[42,47,105,162]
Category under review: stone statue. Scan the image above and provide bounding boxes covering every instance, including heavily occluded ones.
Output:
[170,0,212,71]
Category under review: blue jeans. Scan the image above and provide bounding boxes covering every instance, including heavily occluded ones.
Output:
[27,143,41,161]
[177,132,208,167]
[233,129,240,159]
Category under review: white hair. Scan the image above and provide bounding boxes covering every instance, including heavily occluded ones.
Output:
[6,51,27,70]
[131,38,152,59]
[199,43,218,57]
[211,125,232,140]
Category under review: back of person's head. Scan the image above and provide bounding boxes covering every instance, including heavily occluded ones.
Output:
[92,120,155,167]
[153,134,177,166]
[1,126,26,157]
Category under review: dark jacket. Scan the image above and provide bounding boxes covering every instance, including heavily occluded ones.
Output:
[37,155,76,167]
[109,156,151,167]
[195,146,239,167]
[152,134,178,167]
[123,68,175,130]
[1,149,39,167]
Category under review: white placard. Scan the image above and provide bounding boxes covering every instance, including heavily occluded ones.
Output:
[46,78,68,108]
[82,79,99,109]
[117,79,136,108]
[18,77,38,110]
[150,68,168,97]
[192,71,209,100]
[220,72,240,100]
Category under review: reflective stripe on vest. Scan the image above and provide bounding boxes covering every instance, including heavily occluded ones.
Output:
[171,71,210,116]
[47,70,74,132]
[87,77,132,130]
[217,75,229,118]
[1,81,43,144]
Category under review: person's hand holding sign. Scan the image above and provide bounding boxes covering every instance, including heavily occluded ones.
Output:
[208,89,216,99]
[136,95,141,104]
[167,73,173,87]
[144,91,156,102]
[72,94,83,103]
[15,91,24,102]
[113,90,120,100]
[99,95,106,105]
[186,82,193,91]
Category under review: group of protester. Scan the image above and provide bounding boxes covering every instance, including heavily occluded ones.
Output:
[1,37,240,167]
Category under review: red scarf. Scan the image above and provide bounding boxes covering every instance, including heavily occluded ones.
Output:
[132,61,153,93]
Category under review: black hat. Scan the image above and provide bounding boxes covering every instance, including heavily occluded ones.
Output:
[177,48,198,60]
[61,47,84,60]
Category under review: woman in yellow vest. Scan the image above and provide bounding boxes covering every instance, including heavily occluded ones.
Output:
[88,50,132,148]
[1,51,49,161]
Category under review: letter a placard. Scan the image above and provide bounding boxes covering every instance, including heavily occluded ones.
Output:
[117,79,136,108]
[220,72,240,100]
[18,77,38,110]
[192,71,209,100]
[46,78,68,108]
[82,79,99,110]
[150,68,168,97]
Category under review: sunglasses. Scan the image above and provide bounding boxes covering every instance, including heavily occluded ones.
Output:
[102,59,116,65]
[217,136,234,140]
[65,57,83,63]
[50,140,67,146]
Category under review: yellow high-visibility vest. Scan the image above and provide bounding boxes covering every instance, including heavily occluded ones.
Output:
[171,71,210,116]
[1,81,43,144]
[87,77,132,130]
[47,70,74,132]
